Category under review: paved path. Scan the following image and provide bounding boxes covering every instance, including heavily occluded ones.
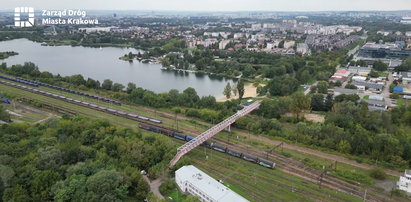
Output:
[143,176,164,199]
[383,72,393,107]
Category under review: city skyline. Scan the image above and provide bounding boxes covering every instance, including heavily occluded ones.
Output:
[2,0,411,12]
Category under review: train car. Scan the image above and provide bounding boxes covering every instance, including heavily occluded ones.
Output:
[186,136,195,141]
[138,116,149,120]
[127,113,138,118]
[149,119,162,124]
[106,108,117,113]
[138,124,151,130]
[257,158,275,169]
[117,111,127,116]
[173,133,186,141]
[242,154,258,163]
[97,106,107,111]
[226,148,242,158]
[202,141,212,148]
[211,143,227,153]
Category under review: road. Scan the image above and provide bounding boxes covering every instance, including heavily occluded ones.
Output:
[303,81,318,95]
[382,72,393,107]
[143,175,164,199]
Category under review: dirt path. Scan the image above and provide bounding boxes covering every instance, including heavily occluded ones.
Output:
[232,128,402,177]
[143,176,164,199]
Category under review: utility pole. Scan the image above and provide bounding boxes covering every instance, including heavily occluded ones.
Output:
[363,189,367,202]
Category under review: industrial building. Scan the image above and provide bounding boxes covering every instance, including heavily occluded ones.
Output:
[175,165,249,202]
[358,42,411,60]
[398,170,411,193]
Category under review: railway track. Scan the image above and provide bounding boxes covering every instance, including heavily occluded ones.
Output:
[212,137,401,202]
[189,149,353,202]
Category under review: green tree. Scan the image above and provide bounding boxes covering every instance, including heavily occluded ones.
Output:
[237,79,245,101]
[317,81,329,94]
[311,94,325,111]
[290,93,311,120]
[373,60,388,71]
[112,83,125,92]
[2,185,30,202]
[0,165,14,187]
[223,83,232,99]
[337,140,352,154]
[86,170,128,201]
[0,105,10,122]
[102,79,113,90]
[126,82,137,93]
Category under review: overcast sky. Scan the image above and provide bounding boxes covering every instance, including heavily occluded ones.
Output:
[3,0,411,11]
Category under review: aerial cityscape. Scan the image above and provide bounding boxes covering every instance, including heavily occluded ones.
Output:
[1,0,411,201]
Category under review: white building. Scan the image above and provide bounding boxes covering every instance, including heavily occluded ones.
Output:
[296,43,310,55]
[398,170,411,193]
[175,165,249,202]
[219,40,231,50]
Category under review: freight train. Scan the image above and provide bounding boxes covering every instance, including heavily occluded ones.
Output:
[138,123,276,169]
[0,79,162,124]
[13,76,121,105]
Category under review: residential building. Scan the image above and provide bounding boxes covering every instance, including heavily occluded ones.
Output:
[296,43,310,55]
[175,165,249,202]
[364,99,387,111]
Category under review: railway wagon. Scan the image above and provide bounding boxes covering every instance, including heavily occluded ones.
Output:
[257,158,276,169]
[186,136,195,141]
[16,77,121,105]
[210,143,227,153]
[242,154,258,163]
[173,133,186,141]
[226,148,242,158]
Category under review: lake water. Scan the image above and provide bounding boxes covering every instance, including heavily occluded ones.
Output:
[0,38,234,97]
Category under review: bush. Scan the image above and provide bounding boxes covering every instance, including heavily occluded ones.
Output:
[369,168,387,180]
[335,170,374,185]
[390,93,400,99]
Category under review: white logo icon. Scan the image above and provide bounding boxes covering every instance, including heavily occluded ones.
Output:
[15,7,34,27]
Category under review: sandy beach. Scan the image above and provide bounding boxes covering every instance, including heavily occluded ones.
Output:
[217,83,262,102]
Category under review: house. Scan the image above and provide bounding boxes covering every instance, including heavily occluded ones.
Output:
[364,99,387,111]
[175,165,249,202]
[351,81,384,91]
[400,72,411,85]
[333,87,358,96]
[330,69,350,82]
[348,66,372,77]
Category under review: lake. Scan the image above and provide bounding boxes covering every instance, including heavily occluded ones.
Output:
[0,38,234,97]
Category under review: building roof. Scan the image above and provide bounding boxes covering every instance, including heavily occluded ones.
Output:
[176,165,249,202]
[351,81,384,90]
[334,87,357,95]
